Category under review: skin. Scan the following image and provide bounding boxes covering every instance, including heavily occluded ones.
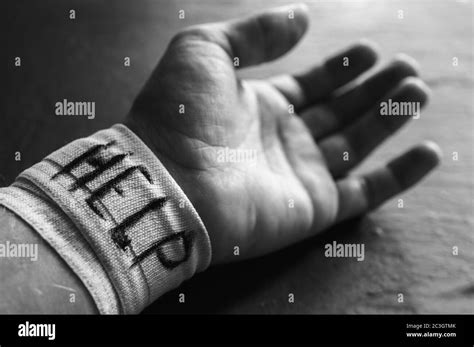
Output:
[0,4,441,313]
[125,3,441,264]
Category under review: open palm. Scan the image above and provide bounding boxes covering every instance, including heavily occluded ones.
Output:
[126,4,441,264]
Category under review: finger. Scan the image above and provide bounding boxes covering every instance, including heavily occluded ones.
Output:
[270,40,378,110]
[225,3,310,67]
[335,141,442,223]
[172,4,310,68]
[300,54,419,140]
[320,77,430,177]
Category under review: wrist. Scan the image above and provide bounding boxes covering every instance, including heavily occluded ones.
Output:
[124,115,222,264]
[0,124,212,313]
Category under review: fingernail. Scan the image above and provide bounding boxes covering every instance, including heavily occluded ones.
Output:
[395,53,421,74]
[421,140,443,165]
[402,76,432,100]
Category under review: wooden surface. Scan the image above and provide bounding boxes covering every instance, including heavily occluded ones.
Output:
[2,0,473,314]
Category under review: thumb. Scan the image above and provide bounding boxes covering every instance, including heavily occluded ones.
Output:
[172,3,310,68]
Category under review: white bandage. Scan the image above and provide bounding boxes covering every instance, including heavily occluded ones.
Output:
[0,124,212,314]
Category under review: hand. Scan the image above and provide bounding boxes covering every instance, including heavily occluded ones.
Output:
[125,4,441,265]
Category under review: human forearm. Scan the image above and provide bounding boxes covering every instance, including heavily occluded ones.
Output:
[0,207,97,313]
[0,124,211,314]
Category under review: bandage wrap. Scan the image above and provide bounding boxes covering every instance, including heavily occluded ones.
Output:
[0,124,212,314]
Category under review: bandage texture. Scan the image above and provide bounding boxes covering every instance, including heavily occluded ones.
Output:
[0,124,212,314]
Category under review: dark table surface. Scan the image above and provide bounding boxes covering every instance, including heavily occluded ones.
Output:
[2,0,473,313]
